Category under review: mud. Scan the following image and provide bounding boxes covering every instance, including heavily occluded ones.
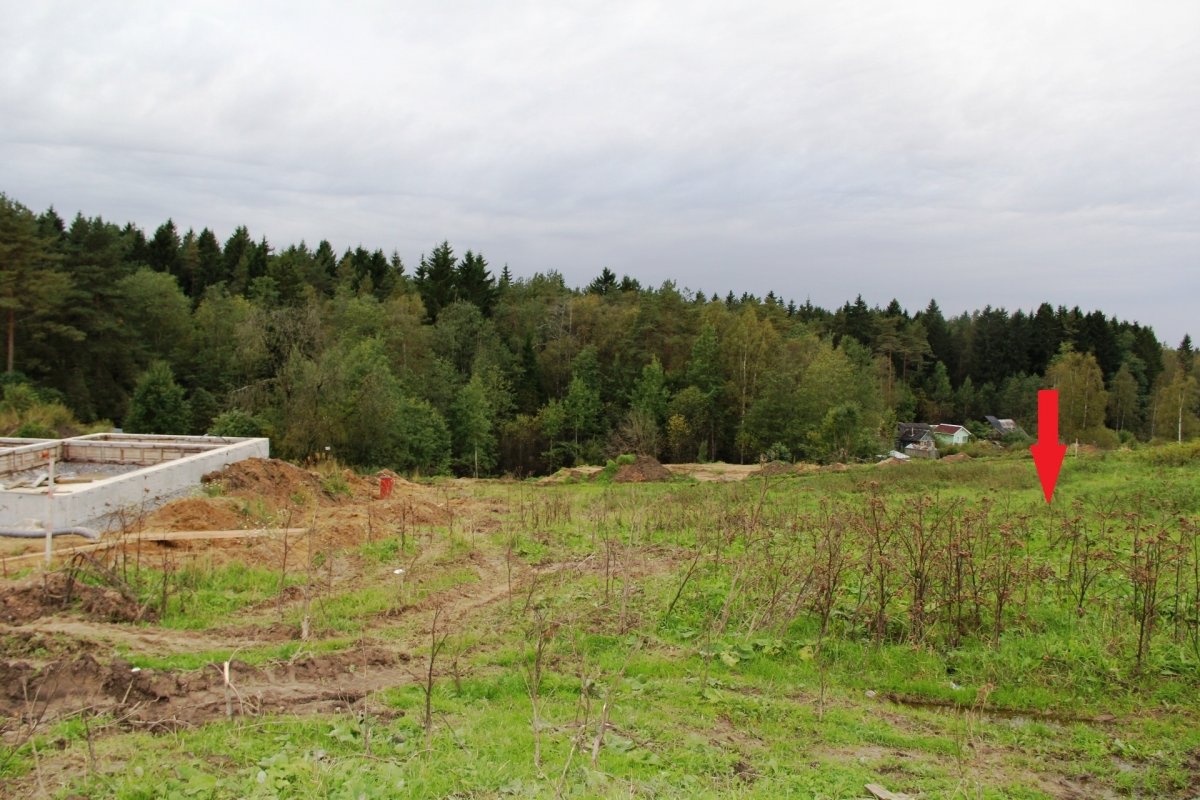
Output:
[0,645,411,729]
[0,572,147,625]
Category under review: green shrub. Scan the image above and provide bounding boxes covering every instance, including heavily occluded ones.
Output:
[207,409,267,438]
[1141,440,1200,467]
[595,453,637,482]
[14,420,55,439]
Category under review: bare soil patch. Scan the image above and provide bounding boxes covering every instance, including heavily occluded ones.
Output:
[611,455,673,483]
[203,458,332,506]
[144,497,249,532]
[0,645,412,729]
[662,462,760,482]
[0,572,147,626]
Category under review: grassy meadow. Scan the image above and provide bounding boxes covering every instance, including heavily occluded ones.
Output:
[3,447,1200,798]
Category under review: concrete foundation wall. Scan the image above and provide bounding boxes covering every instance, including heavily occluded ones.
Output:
[0,441,64,476]
[0,436,269,530]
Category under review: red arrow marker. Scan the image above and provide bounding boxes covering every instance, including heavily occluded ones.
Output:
[1030,389,1068,503]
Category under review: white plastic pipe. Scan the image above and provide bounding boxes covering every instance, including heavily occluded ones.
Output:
[0,527,100,540]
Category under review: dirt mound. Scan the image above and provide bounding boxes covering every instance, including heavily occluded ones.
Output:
[0,645,408,726]
[376,469,420,490]
[539,468,584,485]
[822,463,849,472]
[145,497,249,532]
[757,461,796,477]
[612,456,673,483]
[876,457,908,468]
[0,572,148,625]
[203,458,326,503]
[940,453,973,463]
[539,466,603,484]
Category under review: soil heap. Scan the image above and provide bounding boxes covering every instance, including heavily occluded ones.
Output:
[611,455,673,483]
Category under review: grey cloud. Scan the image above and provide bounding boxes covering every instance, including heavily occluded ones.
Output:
[1,0,1197,340]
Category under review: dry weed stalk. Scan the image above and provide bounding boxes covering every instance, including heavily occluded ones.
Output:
[422,606,449,752]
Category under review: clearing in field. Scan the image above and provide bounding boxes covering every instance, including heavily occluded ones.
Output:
[1,450,1198,798]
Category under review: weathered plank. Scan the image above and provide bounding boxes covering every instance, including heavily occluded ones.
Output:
[865,785,913,800]
[0,528,308,571]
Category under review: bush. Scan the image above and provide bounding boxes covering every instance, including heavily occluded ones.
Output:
[207,410,268,438]
[1,382,39,414]
[1077,426,1120,449]
[14,420,56,439]
[0,381,85,438]
[1140,441,1200,467]
[125,362,189,434]
[595,453,637,482]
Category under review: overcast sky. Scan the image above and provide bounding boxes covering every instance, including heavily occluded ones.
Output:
[2,1,1196,342]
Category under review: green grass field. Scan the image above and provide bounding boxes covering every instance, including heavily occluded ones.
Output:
[2,449,1198,798]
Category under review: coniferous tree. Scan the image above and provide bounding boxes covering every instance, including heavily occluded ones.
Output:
[194,228,223,297]
[456,250,497,314]
[0,195,74,375]
[587,267,617,295]
[49,214,140,419]
[37,207,66,243]
[415,241,457,319]
[147,219,181,277]
[125,362,190,433]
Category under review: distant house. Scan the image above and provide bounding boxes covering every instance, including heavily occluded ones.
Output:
[984,415,1026,437]
[897,423,938,459]
[932,423,972,446]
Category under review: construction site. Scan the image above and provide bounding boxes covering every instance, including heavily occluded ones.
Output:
[0,433,269,555]
[0,447,1196,798]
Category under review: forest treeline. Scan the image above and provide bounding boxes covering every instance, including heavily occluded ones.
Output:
[1,193,1197,475]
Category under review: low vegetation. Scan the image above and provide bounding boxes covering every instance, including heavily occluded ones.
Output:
[0,451,1197,797]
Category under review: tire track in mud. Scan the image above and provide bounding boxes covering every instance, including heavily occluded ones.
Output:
[0,493,689,747]
[0,549,523,732]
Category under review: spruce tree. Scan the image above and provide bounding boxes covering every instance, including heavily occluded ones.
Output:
[124,362,190,434]
[415,241,457,319]
[0,195,73,375]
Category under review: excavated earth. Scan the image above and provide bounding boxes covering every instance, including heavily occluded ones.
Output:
[0,646,412,731]
[0,458,516,736]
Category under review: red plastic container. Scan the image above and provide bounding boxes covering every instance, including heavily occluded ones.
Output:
[378,476,394,499]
